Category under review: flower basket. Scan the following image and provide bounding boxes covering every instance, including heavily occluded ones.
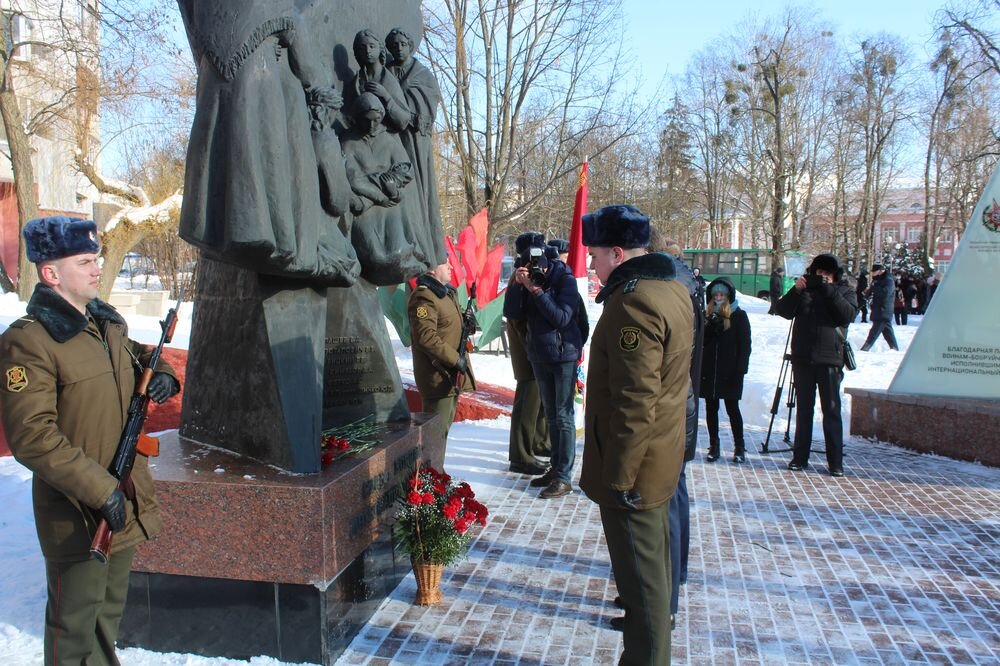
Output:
[394,466,488,605]
[412,560,444,605]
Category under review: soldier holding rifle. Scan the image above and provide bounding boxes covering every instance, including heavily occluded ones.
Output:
[408,262,476,458]
[1,217,179,666]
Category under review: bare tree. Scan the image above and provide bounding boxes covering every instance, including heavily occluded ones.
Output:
[840,37,909,268]
[0,0,171,298]
[938,0,1000,77]
[681,48,740,248]
[423,0,650,241]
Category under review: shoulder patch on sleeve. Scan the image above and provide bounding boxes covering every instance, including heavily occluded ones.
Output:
[5,366,28,392]
[623,279,639,294]
[619,326,640,352]
[415,305,429,319]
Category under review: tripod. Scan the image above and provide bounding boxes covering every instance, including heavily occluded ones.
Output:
[761,320,828,456]
[762,322,795,454]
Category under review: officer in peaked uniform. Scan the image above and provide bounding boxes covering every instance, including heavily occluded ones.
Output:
[1,216,179,666]
[408,262,476,462]
[580,205,693,665]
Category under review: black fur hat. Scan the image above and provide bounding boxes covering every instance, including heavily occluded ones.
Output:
[23,216,99,263]
[808,253,842,276]
[514,231,546,255]
[581,205,650,249]
[547,238,569,255]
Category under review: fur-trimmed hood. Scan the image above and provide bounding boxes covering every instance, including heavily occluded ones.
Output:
[596,252,694,304]
[25,284,126,344]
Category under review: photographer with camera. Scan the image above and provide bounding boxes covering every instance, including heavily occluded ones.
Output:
[503,233,584,499]
[773,253,858,477]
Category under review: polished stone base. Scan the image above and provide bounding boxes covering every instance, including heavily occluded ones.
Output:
[119,526,404,664]
[119,416,443,663]
[846,388,1000,467]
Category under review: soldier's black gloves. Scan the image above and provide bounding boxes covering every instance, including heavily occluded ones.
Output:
[147,373,180,404]
[100,489,127,532]
[614,489,642,511]
[455,356,468,375]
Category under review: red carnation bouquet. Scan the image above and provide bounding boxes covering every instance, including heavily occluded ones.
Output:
[394,466,488,566]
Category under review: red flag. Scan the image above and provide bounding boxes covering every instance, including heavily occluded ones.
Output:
[444,236,465,288]
[566,160,589,277]
[468,209,490,273]
[477,243,506,306]
[457,226,480,290]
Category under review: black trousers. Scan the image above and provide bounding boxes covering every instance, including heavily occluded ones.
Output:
[704,397,745,453]
[861,321,899,351]
[791,364,844,471]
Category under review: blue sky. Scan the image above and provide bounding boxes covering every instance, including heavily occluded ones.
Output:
[622,0,946,86]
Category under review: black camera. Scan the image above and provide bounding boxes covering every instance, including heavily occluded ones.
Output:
[528,247,546,287]
[806,274,825,290]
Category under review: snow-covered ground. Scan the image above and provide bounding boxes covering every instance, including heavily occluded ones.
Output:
[0,285,919,665]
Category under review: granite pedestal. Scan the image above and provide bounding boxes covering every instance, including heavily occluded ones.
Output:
[119,416,443,664]
[847,388,1000,467]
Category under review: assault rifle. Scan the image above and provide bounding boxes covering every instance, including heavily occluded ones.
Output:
[90,288,184,563]
[455,283,478,391]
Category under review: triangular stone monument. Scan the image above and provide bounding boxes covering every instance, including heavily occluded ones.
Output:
[889,164,1000,399]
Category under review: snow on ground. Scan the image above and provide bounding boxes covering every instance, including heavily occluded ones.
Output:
[0,285,923,664]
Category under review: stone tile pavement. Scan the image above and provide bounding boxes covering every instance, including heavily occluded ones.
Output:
[336,422,1000,665]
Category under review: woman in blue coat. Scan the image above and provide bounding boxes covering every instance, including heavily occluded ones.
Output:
[699,278,752,463]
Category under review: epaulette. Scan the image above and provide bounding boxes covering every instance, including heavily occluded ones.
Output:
[7,315,37,329]
[623,279,639,294]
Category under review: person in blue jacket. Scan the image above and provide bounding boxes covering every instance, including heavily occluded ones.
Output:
[504,233,584,498]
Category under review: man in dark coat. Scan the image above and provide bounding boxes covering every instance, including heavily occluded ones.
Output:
[408,262,476,463]
[860,264,899,351]
[856,269,869,323]
[506,232,549,474]
[774,253,857,477]
[768,266,785,314]
[580,205,693,665]
[504,236,584,499]
[1,217,179,666]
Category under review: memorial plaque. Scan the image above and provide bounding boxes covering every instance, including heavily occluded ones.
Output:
[323,279,410,427]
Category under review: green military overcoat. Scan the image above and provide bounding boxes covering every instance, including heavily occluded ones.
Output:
[1,285,175,562]
[580,253,693,510]
[407,276,475,401]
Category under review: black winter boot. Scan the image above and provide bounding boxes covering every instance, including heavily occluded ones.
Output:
[732,441,746,464]
[706,442,720,462]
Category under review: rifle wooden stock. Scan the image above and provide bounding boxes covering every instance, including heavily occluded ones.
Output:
[89,288,184,562]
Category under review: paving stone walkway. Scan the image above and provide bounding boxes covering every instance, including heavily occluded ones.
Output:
[336,422,1000,665]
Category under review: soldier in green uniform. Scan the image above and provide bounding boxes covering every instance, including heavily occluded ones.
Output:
[580,205,693,665]
[506,232,549,474]
[1,216,179,666]
[407,262,475,461]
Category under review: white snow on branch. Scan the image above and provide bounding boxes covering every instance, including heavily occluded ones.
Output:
[103,192,182,232]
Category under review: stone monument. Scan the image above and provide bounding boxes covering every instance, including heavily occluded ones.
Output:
[118,2,449,663]
[847,163,1000,466]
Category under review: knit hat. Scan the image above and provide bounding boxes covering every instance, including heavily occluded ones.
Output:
[23,217,100,263]
[708,277,736,303]
[581,205,650,249]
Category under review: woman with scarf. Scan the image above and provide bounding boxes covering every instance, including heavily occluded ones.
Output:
[700,277,752,463]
